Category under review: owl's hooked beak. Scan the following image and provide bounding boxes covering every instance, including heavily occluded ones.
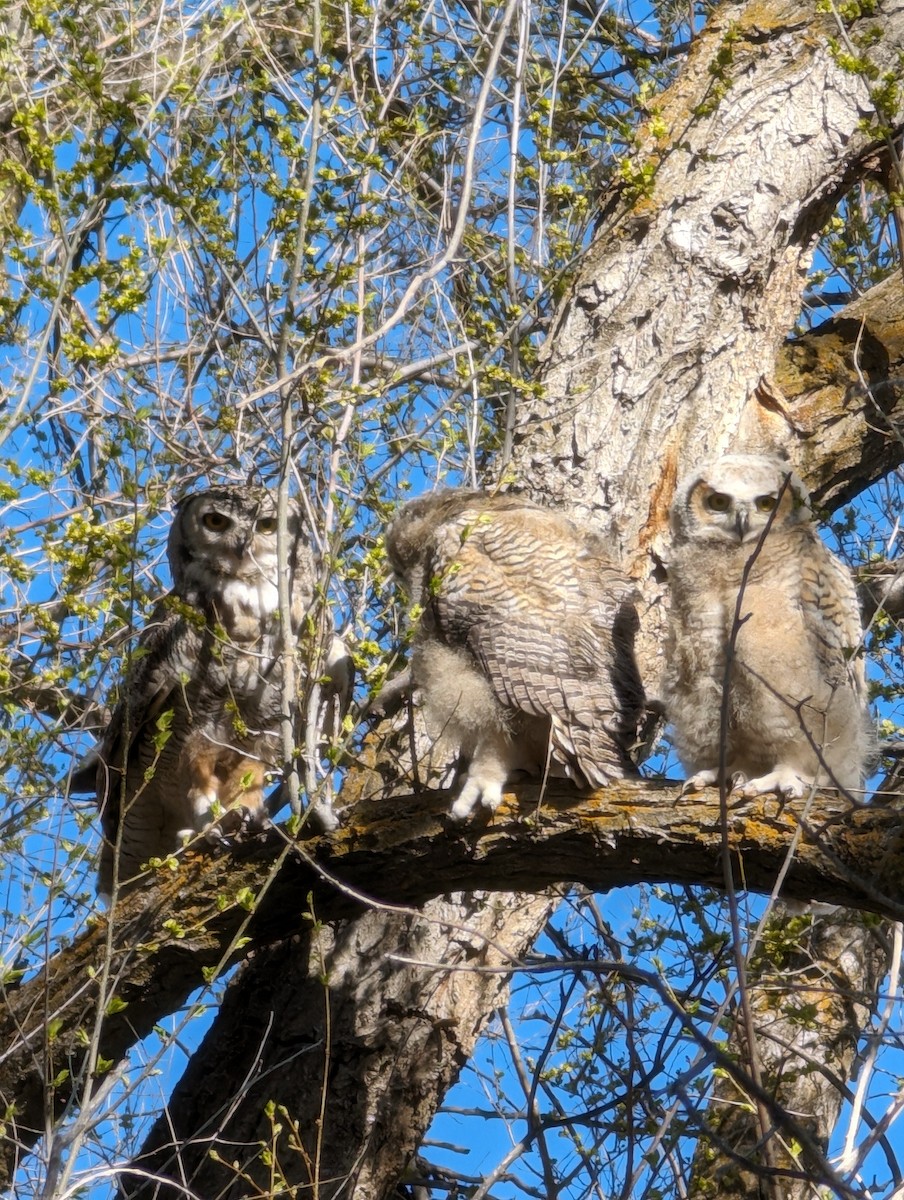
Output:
[235,529,266,573]
[734,507,750,540]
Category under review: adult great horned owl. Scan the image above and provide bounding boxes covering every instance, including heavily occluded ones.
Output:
[75,485,347,898]
[385,490,644,819]
[665,454,872,798]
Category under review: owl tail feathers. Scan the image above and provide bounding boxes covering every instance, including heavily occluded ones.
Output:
[547,716,635,792]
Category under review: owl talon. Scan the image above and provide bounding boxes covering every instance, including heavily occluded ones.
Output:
[450,776,503,821]
[203,822,233,848]
[681,769,717,795]
[738,770,808,800]
[206,805,270,847]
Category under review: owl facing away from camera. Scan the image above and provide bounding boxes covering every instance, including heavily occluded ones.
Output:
[385,490,644,819]
[665,454,872,798]
[76,486,349,898]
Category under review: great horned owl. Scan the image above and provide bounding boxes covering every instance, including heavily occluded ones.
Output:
[385,490,644,819]
[665,453,872,798]
[74,486,349,898]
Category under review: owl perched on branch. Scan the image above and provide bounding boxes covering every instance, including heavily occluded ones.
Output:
[385,490,644,819]
[72,486,350,898]
[665,454,872,798]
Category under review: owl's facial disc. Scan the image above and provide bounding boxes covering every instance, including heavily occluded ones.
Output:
[701,488,749,540]
[698,484,785,543]
[194,499,281,581]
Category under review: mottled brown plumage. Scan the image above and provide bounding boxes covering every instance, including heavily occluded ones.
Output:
[74,486,348,898]
[385,490,643,818]
[666,454,872,798]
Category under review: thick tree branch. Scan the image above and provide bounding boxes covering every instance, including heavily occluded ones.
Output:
[779,272,904,509]
[1,779,902,1186]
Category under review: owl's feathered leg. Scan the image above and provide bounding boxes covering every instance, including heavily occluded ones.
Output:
[178,752,268,842]
[680,768,748,795]
[450,729,514,820]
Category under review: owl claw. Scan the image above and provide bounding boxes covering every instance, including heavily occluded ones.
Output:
[681,769,718,795]
[738,770,808,800]
[682,769,754,795]
[203,822,232,848]
[450,776,503,821]
[207,804,270,846]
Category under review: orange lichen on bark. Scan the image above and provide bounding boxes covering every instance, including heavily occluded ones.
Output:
[637,441,679,562]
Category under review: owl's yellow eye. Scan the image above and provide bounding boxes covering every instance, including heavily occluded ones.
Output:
[706,492,731,513]
[202,511,232,532]
[256,516,278,534]
[755,495,777,513]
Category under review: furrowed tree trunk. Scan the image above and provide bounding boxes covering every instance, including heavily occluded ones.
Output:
[122,894,557,1200]
[10,1,904,1196]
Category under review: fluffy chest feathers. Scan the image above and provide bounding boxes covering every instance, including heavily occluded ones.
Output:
[184,556,283,645]
[670,535,804,657]
[218,574,280,636]
[668,526,858,705]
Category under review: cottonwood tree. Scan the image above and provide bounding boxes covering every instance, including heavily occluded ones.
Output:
[1,0,904,1197]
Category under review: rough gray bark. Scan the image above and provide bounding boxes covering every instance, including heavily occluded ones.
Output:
[777,272,904,511]
[121,894,557,1200]
[512,0,904,577]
